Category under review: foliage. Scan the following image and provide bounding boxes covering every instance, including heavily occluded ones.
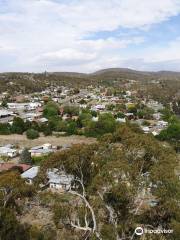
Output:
[32,155,49,165]
[43,101,59,118]
[0,208,30,240]
[0,123,11,135]
[63,105,79,116]
[137,107,154,119]
[1,99,8,108]
[26,129,39,139]
[157,121,180,142]
[66,121,78,135]
[85,113,116,137]
[20,148,32,165]
[11,117,26,134]
[160,108,174,122]
[78,112,92,127]
[0,171,35,208]
[115,112,125,118]
[39,124,180,239]
[55,120,67,132]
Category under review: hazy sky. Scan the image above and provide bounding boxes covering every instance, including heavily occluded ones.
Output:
[1,0,180,72]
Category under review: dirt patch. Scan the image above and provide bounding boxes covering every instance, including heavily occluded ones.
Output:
[0,134,96,148]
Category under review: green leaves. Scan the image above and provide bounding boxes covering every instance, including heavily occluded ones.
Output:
[26,129,39,139]
[43,101,59,119]
[11,117,26,134]
[38,124,180,239]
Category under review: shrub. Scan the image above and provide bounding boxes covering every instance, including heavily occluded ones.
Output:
[20,148,32,164]
[11,117,25,134]
[0,123,11,135]
[26,129,39,139]
[43,101,59,118]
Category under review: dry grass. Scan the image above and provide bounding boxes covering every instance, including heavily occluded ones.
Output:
[0,134,96,148]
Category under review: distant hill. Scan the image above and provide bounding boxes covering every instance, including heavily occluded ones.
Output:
[50,68,180,80]
[92,68,180,78]
[1,68,180,94]
[92,68,150,75]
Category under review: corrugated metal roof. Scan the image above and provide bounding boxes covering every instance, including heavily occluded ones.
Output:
[21,166,39,179]
[48,170,74,185]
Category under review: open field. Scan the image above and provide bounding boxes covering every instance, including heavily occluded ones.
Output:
[0,134,96,148]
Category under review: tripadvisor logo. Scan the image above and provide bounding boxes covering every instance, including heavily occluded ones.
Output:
[135,227,144,236]
[134,227,173,236]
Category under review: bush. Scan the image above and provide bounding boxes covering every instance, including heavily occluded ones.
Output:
[43,101,59,118]
[0,123,11,135]
[67,121,78,135]
[85,113,116,137]
[32,155,49,165]
[26,129,39,139]
[20,148,32,164]
[56,121,67,132]
[11,117,25,134]
[63,105,79,116]
[157,122,180,141]
[43,127,52,136]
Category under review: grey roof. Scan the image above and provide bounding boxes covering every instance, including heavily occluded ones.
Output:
[30,149,53,154]
[21,166,39,179]
[0,147,16,154]
[0,110,14,117]
[48,170,74,185]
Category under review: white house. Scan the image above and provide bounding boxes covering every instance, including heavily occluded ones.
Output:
[7,103,29,110]
[38,117,48,123]
[91,104,105,111]
[157,120,168,128]
[116,118,126,123]
[0,145,17,158]
[47,169,74,191]
[27,102,41,111]
[0,110,14,118]
[24,112,42,122]
[29,143,54,157]
[147,100,164,112]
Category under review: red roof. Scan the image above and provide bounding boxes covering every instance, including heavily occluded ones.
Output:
[0,163,31,172]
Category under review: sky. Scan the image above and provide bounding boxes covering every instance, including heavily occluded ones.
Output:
[1,0,180,73]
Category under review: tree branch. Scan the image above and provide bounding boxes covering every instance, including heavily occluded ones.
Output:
[69,190,102,240]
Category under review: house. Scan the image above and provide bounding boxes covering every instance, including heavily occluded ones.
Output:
[29,143,54,157]
[116,118,126,123]
[7,103,29,110]
[153,113,162,120]
[47,169,74,191]
[0,145,17,158]
[27,102,42,111]
[21,166,39,184]
[91,104,105,111]
[147,100,164,112]
[38,117,48,123]
[157,120,168,128]
[24,112,42,122]
[0,110,14,118]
